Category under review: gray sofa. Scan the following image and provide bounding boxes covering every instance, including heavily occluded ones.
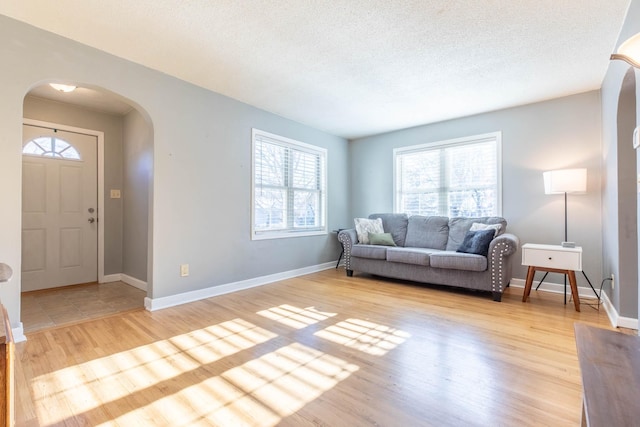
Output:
[338,213,519,301]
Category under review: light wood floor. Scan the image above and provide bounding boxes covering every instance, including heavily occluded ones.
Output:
[15,269,615,426]
[21,282,146,333]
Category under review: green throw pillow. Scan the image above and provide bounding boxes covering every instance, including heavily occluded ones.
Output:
[368,232,397,246]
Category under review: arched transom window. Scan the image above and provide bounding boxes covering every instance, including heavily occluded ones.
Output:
[23,136,81,160]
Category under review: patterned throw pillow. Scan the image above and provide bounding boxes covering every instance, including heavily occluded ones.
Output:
[469,222,502,237]
[354,217,384,244]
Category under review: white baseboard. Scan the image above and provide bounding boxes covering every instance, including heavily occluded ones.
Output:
[145,261,336,311]
[101,274,122,283]
[510,278,599,299]
[101,273,148,292]
[511,278,638,330]
[12,322,25,343]
[121,274,148,292]
[599,291,638,330]
[599,290,618,328]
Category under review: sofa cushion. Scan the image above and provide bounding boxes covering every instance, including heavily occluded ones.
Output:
[429,252,488,272]
[456,229,495,257]
[386,247,441,266]
[445,217,507,251]
[354,217,384,244]
[351,244,388,260]
[369,213,409,247]
[369,232,397,246]
[403,216,449,250]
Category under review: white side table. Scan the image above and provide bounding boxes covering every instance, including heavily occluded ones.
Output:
[521,244,582,311]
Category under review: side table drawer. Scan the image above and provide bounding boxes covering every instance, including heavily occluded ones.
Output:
[522,248,582,271]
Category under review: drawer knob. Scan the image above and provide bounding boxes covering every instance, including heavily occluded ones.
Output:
[548,257,552,260]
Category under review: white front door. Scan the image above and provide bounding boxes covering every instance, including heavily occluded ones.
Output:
[21,124,98,291]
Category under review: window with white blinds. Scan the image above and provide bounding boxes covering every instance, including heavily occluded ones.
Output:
[394,132,502,217]
[252,129,327,239]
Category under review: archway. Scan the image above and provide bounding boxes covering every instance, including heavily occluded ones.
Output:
[20,82,154,332]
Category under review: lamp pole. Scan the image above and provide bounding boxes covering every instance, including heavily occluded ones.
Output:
[564,192,568,243]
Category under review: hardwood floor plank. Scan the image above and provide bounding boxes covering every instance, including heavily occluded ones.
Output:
[15,269,613,426]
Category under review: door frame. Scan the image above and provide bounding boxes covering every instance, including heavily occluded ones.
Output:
[22,118,106,283]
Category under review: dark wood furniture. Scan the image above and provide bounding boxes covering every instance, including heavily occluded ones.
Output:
[0,304,13,427]
[523,266,580,311]
[574,323,640,426]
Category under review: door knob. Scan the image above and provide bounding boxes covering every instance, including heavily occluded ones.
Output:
[88,217,95,224]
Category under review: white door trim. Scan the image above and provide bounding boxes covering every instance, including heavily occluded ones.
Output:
[22,118,106,283]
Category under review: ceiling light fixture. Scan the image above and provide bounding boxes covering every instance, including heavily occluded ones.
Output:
[611,33,640,68]
[49,83,77,93]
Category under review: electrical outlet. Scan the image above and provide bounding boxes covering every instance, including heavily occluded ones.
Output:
[180,264,189,277]
[611,273,615,290]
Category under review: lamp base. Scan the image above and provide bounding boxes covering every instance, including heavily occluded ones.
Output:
[561,241,576,248]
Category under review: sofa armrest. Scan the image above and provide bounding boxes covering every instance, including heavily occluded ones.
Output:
[488,233,520,295]
[338,229,358,272]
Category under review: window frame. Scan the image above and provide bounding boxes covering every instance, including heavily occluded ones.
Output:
[251,128,328,240]
[22,136,82,161]
[393,132,502,217]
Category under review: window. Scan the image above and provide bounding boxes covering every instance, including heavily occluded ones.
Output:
[394,132,501,217]
[252,129,327,239]
[23,136,81,160]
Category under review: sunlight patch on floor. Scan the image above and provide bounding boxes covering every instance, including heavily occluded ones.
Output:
[99,342,359,426]
[146,342,360,426]
[32,318,277,425]
[29,313,407,425]
[256,304,336,329]
[314,318,411,356]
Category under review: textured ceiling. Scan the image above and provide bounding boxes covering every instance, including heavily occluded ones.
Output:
[1,1,631,139]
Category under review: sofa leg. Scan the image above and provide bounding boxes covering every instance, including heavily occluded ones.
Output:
[492,292,502,302]
[346,269,353,277]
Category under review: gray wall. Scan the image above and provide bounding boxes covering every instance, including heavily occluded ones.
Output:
[123,109,152,282]
[22,95,124,275]
[616,70,637,317]
[602,0,640,319]
[0,15,349,328]
[349,91,604,289]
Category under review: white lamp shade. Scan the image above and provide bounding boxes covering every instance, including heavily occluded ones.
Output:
[611,32,640,68]
[543,168,587,194]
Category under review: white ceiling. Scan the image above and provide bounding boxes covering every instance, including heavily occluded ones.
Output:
[1,1,632,139]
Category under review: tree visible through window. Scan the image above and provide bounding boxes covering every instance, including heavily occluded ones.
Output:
[394,133,501,217]
[252,129,327,239]
[23,136,81,160]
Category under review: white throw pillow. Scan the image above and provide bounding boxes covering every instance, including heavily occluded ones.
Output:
[469,222,502,237]
[354,217,384,244]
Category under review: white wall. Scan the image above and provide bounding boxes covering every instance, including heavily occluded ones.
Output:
[349,91,604,290]
[0,16,350,329]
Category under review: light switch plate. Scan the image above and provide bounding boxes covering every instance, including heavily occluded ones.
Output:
[180,264,189,277]
[110,189,121,199]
